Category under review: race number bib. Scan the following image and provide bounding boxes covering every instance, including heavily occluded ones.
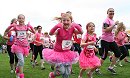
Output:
[77,34,82,38]
[17,31,27,39]
[62,40,73,50]
[87,45,94,49]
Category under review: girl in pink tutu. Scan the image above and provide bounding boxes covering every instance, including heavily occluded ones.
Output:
[4,14,35,78]
[42,13,83,78]
[78,22,101,78]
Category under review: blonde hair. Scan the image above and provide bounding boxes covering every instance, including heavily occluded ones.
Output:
[44,32,48,35]
[61,13,73,22]
[53,13,65,21]
[115,22,126,36]
[53,13,73,22]
[53,17,62,21]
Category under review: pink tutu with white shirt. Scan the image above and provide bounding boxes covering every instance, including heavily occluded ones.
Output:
[42,48,79,64]
[11,44,30,56]
[79,49,101,69]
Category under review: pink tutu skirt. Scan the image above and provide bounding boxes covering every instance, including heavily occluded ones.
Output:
[42,48,79,64]
[11,44,30,56]
[79,50,101,69]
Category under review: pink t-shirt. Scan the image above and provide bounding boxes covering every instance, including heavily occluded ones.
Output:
[51,23,81,52]
[115,31,126,46]
[34,32,44,46]
[13,25,29,47]
[101,17,115,42]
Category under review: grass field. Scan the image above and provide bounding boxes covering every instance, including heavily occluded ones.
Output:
[0,53,130,78]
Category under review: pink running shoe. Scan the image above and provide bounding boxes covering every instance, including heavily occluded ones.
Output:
[19,74,24,78]
[15,67,19,74]
[49,72,55,78]
[15,67,20,78]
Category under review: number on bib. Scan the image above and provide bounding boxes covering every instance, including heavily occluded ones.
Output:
[62,40,73,50]
[87,45,94,49]
[17,31,26,38]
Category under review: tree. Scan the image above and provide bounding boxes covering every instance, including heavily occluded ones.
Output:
[0,34,7,45]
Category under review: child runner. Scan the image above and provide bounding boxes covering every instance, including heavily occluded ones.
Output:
[4,14,35,78]
[114,22,127,66]
[43,32,52,49]
[42,13,83,78]
[3,18,18,73]
[78,22,101,78]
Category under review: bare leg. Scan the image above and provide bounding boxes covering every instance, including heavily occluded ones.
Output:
[109,55,117,68]
[78,69,86,78]
[87,66,99,78]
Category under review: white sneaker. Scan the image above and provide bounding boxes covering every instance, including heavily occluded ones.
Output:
[16,75,20,78]
[10,70,14,73]
[119,62,123,67]
[16,74,20,78]
[113,65,117,68]
[41,65,45,70]
[116,59,120,63]
[78,76,82,78]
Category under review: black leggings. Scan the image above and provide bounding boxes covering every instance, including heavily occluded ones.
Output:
[34,45,43,60]
[30,43,34,52]
[98,48,103,56]
[101,40,121,60]
[125,44,130,56]
[7,45,18,64]
[119,46,127,60]
[73,43,81,54]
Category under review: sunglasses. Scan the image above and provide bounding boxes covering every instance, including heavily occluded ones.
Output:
[109,13,114,15]
[109,11,114,12]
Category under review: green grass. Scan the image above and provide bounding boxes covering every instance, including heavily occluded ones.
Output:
[0,53,130,78]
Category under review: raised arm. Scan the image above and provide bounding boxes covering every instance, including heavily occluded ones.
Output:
[3,25,15,40]
[73,23,83,34]
[49,23,61,35]
[27,23,35,34]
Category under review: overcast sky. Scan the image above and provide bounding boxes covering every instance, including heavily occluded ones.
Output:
[0,0,130,39]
